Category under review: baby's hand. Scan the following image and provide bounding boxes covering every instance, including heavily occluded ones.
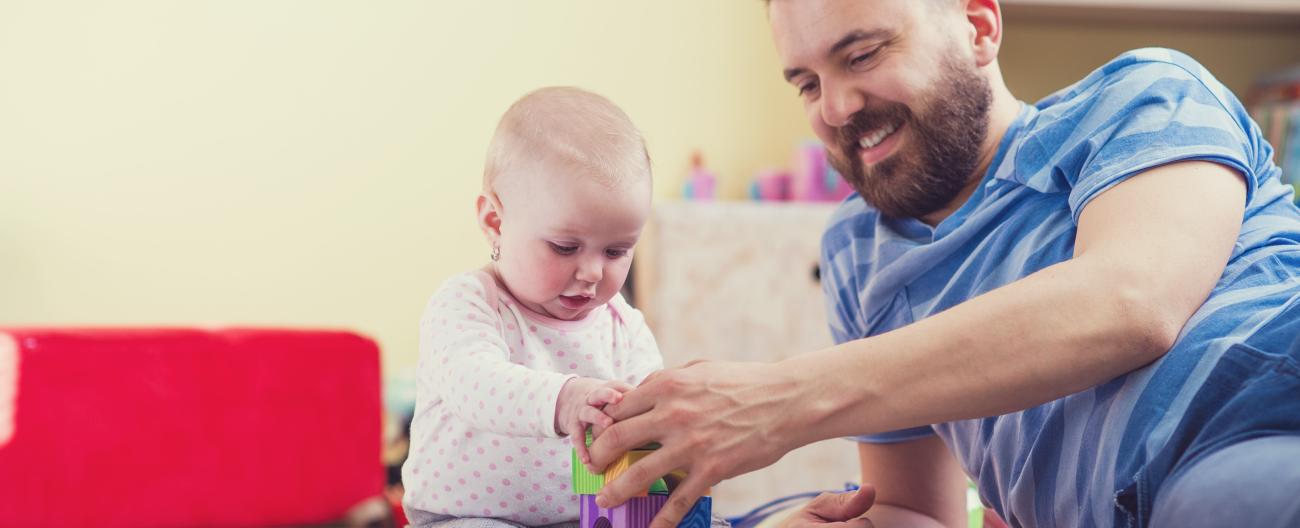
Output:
[555,377,634,468]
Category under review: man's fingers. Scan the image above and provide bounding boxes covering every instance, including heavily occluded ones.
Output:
[606,380,636,393]
[578,406,614,429]
[587,410,661,472]
[806,486,876,522]
[601,379,659,421]
[637,369,663,387]
[595,447,680,508]
[590,419,610,440]
[646,471,713,528]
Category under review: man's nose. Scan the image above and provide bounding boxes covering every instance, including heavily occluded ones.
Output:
[820,78,866,129]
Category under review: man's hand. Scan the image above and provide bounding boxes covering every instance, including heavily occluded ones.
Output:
[588,359,817,528]
[555,378,634,467]
[779,486,877,528]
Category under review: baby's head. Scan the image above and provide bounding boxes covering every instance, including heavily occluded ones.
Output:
[478,87,652,321]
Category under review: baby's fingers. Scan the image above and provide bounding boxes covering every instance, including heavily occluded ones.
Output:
[570,422,593,466]
[579,405,615,430]
[587,387,625,407]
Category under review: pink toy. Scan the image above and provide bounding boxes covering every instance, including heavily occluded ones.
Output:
[791,141,853,202]
[749,169,792,201]
[683,151,716,200]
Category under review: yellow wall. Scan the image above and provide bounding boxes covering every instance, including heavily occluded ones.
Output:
[0,1,808,388]
[2,1,1296,394]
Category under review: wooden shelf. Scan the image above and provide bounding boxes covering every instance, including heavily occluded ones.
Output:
[1001,0,1300,30]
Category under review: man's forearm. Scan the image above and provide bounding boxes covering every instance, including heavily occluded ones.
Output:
[784,257,1176,446]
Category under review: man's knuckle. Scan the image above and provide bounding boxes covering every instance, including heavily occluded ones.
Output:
[624,466,656,490]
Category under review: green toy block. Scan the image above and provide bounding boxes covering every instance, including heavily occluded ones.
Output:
[572,429,671,494]
[573,448,605,494]
[572,447,669,495]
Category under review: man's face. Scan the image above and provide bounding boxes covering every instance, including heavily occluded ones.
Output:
[770,0,992,219]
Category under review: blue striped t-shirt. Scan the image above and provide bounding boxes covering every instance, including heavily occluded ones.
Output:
[820,48,1300,527]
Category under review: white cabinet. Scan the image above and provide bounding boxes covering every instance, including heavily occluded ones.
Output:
[632,201,859,516]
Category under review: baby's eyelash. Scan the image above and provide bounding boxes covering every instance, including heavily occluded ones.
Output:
[548,242,578,255]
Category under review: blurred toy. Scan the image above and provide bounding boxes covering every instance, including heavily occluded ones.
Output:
[683,151,717,200]
[790,141,853,202]
[749,169,792,201]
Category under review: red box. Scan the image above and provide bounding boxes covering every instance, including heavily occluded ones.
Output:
[0,328,384,527]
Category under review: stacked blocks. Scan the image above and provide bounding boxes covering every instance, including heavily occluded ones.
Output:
[573,448,669,496]
[572,434,711,528]
[580,495,712,528]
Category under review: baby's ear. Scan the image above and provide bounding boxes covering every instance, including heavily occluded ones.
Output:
[476,193,504,240]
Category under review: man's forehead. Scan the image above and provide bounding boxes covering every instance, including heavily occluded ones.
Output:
[769,0,907,60]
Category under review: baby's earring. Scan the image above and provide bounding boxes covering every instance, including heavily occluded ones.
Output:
[490,245,500,262]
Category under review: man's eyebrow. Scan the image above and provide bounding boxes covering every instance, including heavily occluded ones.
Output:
[783,29,891,82]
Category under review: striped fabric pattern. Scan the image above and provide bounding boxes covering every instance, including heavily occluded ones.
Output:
[820,48,1300,527]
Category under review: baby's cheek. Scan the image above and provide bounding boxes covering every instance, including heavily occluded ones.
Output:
[507,251,568,299]
[600,262,632,298]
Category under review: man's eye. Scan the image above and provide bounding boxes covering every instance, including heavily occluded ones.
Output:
[605,248,629,258]
[797,80,819,96]
[549,243,578,255]
[850,49,879,67]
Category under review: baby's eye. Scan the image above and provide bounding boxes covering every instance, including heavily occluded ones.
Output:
[605,248,629,258]
[549,243,578,255]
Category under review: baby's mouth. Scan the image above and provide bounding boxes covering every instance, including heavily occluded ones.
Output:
[559,294,593,309]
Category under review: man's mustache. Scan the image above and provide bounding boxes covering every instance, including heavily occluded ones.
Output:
[835,105,911,153]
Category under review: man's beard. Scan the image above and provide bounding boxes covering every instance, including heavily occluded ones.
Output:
[827,54,992,219]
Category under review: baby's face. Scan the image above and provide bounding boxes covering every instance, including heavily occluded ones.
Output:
[494,165,650,321]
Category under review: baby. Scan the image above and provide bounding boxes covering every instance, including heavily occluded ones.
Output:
[402,87,663,528]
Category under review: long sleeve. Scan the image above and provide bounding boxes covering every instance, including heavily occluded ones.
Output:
[418,275,574,438]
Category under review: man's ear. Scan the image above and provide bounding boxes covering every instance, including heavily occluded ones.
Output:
[964,0,1002,68]
[477,193,504,245]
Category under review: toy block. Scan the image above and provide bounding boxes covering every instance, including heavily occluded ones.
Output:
[573,448,669,495]
[572,448,605,494]
[580,494,712,528]
[677,496,713,528]
[656,469,709,496]
[604,449,653,483]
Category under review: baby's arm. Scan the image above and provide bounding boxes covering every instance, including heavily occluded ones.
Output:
[419,276,574,438]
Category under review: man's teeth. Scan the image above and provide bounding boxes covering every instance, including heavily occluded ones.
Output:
[858,123,899,149]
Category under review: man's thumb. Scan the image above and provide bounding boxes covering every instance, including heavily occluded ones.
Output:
[808,486,876,521]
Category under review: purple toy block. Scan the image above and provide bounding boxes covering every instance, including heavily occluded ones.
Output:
[580,494,712,528]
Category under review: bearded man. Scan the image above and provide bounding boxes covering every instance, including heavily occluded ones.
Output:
[586,1,1300,527]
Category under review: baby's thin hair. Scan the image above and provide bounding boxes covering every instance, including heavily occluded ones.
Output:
[484,87,651,194]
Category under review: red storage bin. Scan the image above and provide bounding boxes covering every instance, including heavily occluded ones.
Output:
[0,328,384,527]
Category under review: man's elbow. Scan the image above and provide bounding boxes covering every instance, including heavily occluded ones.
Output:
[1109,283,1183,364]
